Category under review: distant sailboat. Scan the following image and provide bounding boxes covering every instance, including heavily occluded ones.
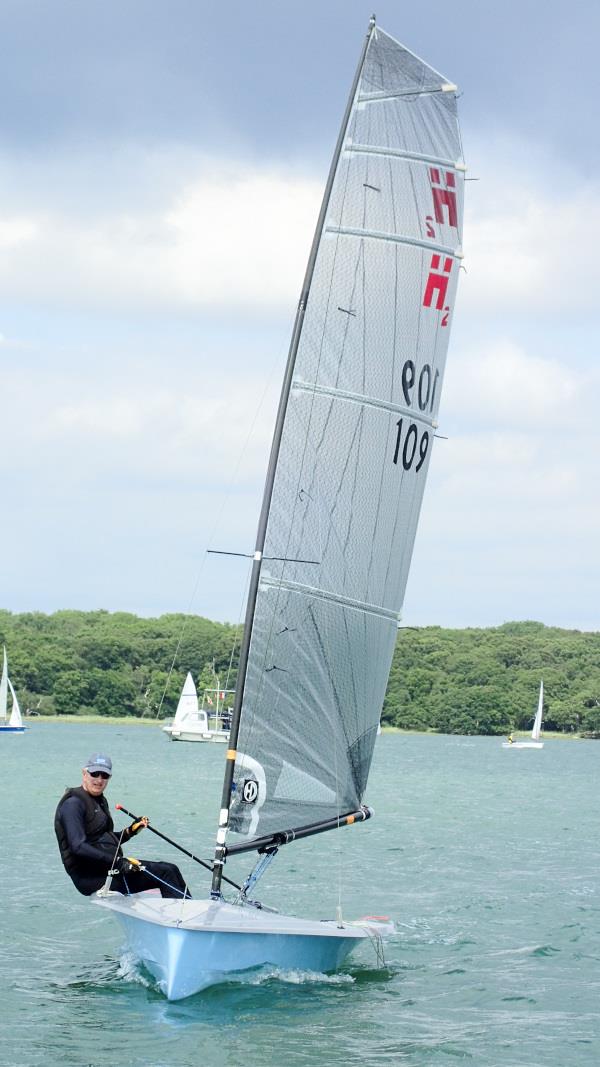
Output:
[502,681,544,749]
[0,647,26,734]
[162,673,231,743]
[95,17,465,999]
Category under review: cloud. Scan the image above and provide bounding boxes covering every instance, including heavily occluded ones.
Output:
[462,140,600,316]
[164,168,321,309]
[0,215,38,249]
[1,139,599,626]
[0,359,277,491]
[442,339,586,429]
[0,137,598,327]
[0,154,322,313]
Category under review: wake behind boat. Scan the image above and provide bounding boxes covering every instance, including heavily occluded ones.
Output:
[95,17,465,999]
[502,680,545,749]
[0,646,26,734]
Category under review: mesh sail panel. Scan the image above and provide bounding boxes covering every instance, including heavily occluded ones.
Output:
[230,28,464,838]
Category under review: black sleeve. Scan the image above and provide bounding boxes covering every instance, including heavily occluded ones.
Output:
[60,797,119,867]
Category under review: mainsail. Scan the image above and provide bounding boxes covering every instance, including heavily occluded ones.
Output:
[214,24,464,875]
[0,646,24,729]
[8,678,23,729]
[0,647,7,722]
[532,680,544,741]
[173,672,199,727]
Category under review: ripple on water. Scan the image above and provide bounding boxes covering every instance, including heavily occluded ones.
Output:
[3,728,600,1067]
[531,944,561,957]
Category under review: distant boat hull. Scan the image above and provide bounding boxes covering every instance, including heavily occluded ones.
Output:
[94,895,368,1000]
[502,740,544,749]
[0,725,26,733]
[162,724,229,743]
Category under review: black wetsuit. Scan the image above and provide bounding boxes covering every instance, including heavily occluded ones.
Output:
[55,787,189,898]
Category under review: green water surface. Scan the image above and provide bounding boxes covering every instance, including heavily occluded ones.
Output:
[1,724,598,1066]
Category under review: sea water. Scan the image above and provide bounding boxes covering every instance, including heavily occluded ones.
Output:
[1,724,598,1066]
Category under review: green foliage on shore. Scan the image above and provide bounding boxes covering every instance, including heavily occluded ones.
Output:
[0,609,240,720]
[383,621,600,737]
[1,611,599,737]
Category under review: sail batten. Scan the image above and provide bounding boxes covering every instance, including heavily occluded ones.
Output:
[293,379,439,425]
[215,22,464,856]
[358,87,456,102]
[325,224,461,256]
[347,143,463,169]
[260,575,403,622]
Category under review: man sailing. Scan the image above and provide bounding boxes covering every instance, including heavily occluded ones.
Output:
[55,753,190,899]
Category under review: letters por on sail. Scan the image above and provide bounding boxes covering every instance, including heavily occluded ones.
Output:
[228,28,464,842]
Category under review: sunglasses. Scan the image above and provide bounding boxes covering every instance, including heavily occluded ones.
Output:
[88,770,110,780]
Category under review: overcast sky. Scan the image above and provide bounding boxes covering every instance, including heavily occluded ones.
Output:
[1,0,599,631]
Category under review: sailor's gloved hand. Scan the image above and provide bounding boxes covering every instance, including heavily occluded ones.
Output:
[128,817,149,836]
[117,856,143,874]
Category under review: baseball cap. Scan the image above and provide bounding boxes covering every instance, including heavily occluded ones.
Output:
[84,753,112,776]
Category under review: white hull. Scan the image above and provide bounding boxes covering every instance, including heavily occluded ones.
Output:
[94,894,369,1000]
[502,741,544,749]
[163,723,229,743]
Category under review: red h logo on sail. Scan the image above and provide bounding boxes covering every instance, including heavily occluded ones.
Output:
[423,254,453,311]
[429,168,458,228]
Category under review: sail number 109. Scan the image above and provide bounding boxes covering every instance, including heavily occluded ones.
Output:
[393,419,430,471]
[392,359,437,470]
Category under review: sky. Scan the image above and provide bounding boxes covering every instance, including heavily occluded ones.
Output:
[1,0,599,631]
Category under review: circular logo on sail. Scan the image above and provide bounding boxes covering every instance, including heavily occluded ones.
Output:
[242,778,259,804]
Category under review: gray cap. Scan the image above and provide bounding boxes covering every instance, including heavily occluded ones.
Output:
[84,753,112,776]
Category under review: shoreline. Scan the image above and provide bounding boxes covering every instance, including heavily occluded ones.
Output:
[27,716,586,740]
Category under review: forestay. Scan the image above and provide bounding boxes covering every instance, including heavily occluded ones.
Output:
[228,27,464,842]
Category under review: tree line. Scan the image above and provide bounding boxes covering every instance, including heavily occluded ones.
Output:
[1,611,599,737]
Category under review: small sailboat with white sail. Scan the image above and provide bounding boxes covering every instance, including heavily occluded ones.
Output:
[0,646,26,734]
[162,673,231,743]
[95,17,465,999]
[502,681,544,749]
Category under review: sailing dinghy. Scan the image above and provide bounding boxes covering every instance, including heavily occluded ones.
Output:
[162,672,230,743]
[95,17,465,999]
[0,646,26,734]
[502,681,545,749]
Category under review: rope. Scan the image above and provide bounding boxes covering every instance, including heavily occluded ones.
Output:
[365,928,386,968]
[141,867,189,899]
[346,923,387,967]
